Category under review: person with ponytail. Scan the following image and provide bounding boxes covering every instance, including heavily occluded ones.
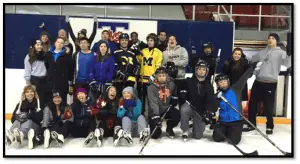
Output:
[5,85,42,148]
[24,39,47,109]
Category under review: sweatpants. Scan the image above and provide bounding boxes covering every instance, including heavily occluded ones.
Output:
[97,117,122,137]
[212,120,243,145]
[10,120,40,138]
[149,108,180,139]
[70,120,97,138]
[122,116,147,137]
[137,82,150,114]
[180,103,206,139]
[174,79,186,106]
[30,76,46,108]
[248,81,277,129]
[45,92,68,105]
[114,81,135,98]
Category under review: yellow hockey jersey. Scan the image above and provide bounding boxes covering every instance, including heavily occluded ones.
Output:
[136,48,163,83]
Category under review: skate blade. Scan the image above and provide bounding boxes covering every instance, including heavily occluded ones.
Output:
[28,129,35,149]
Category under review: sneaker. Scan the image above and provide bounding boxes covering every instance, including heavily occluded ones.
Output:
[266,128,273,135]
[28,129,35,149]
[51,131,64,147]
[113,128,124,146]
[84,132,95,145]
[139,128,149,143]
[13,128,24,145]
[44,129,51,148]
[166,127,175,139]
[123,131,133,145]
[95,128,104,147]
[5,129,14,146]
[242,126,255,132]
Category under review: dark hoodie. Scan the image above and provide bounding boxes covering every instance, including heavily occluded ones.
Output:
[182,76,218,115]
[71,98,94,127]
[147,78,177,117]
[222,57,250,85]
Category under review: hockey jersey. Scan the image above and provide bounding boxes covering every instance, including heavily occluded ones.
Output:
[114,49,138,83]
[137,48,162,83]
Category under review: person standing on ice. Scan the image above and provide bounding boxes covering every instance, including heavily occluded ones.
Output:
[243,33,291,135]
[116,87,149,146]
[5,85,42,148]
[92,30,117,54]
[147,67,180,139]
[179,60,217,142]
[213,61,257,145]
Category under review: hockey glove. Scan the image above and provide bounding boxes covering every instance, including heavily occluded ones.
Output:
[89,80,97,91]
[179,90,187,105]
[151,115,162,128]
[166,61,175,68]
[170,96,178,107]
[202,110,214,125]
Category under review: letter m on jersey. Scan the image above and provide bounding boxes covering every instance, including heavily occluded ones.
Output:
[144,57,153,66]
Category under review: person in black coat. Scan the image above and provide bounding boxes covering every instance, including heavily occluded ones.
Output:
[44,37,74,105]
[221,47,250,103]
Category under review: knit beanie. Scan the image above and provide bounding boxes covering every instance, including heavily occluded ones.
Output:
[16,85,41,114]
[122,87,133,95]
[268,33,280,43]
[75,88,87,97]
[30,38,42,48]
[40,31,50,38]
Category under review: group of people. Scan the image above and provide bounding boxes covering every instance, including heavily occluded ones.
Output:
[5,15,291,151]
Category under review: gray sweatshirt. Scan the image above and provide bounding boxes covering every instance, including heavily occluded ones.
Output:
[147,79,177,117]
[24,54,47,83]
[162,45,189,80]
[251,46,291,83]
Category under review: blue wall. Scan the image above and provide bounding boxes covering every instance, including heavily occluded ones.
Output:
[157,20,234,73]
[5,14,234,73]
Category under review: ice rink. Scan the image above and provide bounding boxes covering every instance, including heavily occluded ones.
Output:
[4,120,292,156]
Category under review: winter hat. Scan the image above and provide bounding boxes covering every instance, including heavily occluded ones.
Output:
[30,38,42,48]
[16,84,40,114]
[268,33,280,43]
[52,90,61,97]
[40,31,50,38]
[122,87,133,95]
[78,29,87,37]
[75,88,87,97]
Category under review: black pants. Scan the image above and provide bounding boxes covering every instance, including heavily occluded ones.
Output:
[174,79,186,106]
[212,120,243,145]
[51,121,73,138]
[149,108,180,139]
[248,81,277,129]
[137,82,150,114]
[97,117,122,137]
[45,92,68,105]
[70,120,97,138]
[30,76,46,108]
[114,81,135,98]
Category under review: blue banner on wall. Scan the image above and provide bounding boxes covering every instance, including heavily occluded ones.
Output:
[157,20,234,73]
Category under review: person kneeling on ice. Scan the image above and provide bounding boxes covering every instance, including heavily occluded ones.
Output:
[36,90,73,149]
[89,85,124,147]
[70,88,100,147]
[147,67,179,139]
[213,62,256,145]
[179,60,217,142]
[5,85,42,148]
[116,87,149,146]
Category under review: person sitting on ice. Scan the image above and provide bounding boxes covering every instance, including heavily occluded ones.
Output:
[70,88,101,147]
[5,85,42,148]
[213,61,257,145]
[147,66,180,139]
[116,87,149,146]
[34,90,73,149]
[179,60,217,142]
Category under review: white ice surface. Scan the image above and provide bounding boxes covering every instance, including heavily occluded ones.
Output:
[5,120,292,156]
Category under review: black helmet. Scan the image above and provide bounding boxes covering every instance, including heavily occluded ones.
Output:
[215,73,230,91]
[146,33,158,44]
[166,64,178,79]
[119,33,129,40]
[202,42,213,50]
[195,60,209,77]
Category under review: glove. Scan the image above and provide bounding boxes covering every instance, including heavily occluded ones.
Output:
[166,61,175,68]
[93,15,97,22]
[126,64,135,75]
[96,97,106,108]
[215,56,220,63]
[151,115,162,128]
[89,80,97,91]
[116,70,127,81]
[202,110,214,125]
[90,106,100,115]
[179,90,187,105]
[123,99,137,109]
[39,22,45,28]
[66,15,69,22]
[63,108,72,120]
[170,96,178,107]
[148,74,156,84]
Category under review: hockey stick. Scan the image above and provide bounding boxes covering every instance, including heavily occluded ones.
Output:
[185,100,259,156]
[217,94,292,156]
[211,49,221,85]
[139,105,172,155]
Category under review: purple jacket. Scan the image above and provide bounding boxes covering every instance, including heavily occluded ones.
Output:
[89,54,115,84]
